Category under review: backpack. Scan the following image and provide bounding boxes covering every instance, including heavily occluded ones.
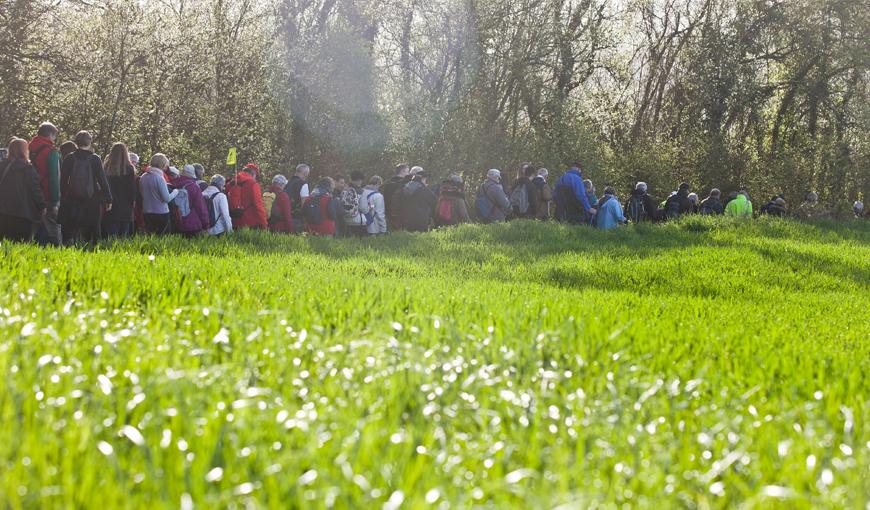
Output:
[227,180,246,219]
[475,184,494,221]
[262,190,277,219]
[699,200,715,216]
[173,183,192,218]
[340,187,363,224]
[362,191,381,226]
[509,182,530,215]
[303,194,328,225]
[436,196,455,225]
[205,192,223,229]
[69,156,95,200]
[626,194,647,223]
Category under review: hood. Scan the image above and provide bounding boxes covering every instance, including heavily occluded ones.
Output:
[29,136,53,152]
[403,180,425,195]
[631,188,647,198]
[233,171,255,185]
[732,194,747,205]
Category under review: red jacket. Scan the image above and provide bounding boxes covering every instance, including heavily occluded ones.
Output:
[28,136,57,204]
[267,183,293,233]
[304,194,336,236]
[227,171,267,229]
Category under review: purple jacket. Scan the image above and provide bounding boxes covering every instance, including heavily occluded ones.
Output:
[172,175,209,233]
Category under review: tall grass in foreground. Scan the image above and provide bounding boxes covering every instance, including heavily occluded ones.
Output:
[0,218,868,509]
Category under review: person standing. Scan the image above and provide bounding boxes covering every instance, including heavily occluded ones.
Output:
[170,165,210,236]
[139,153,178,235]
[624,182,657,223]
[0,138,46,241]
[724,190,753,218]
[226,163,267,229]
[28,122,62,246]
[594,187,626,230]
[361,175,387,235]
[102,142,137,238]
[509,164,540,219]
[384,164,411,231]
[553,163,596,224]
[267,175,294,234]
[400,171,437,232]
[433,175,471,227]
[203,175,233,236]
[532,168,553,220]
[475,169,511,223]
[284,163,310,233]
[59,131,113,244]
[699,189,724,216]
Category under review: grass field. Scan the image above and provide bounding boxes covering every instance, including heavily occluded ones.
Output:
[1,218,868,509]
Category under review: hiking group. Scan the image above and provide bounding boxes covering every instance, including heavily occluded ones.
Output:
[1,123,865,244]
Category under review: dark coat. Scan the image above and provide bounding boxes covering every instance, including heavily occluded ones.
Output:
[104,166,137,223]
[0,159,46,222]
[384,175,411,229]
[59,149,113,227]
[623,189,658,222]
[510,177,540,219]
[401,179,437,232]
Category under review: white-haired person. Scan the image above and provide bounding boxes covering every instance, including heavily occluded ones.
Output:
[203,175,232,236]
[854,201,864,219]
[267,174,293,234]
[624,181,658,223]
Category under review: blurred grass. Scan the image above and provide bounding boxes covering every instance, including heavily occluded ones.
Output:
[0,217,868,509]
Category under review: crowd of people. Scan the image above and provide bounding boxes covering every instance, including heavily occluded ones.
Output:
[0,123,865,244]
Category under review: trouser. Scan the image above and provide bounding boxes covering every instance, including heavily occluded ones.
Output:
[65,222,102,245]
[0,214,36,242]
[36,206,62,246]
[291,218,305,234]
[143,214,171,235]
[346,224,368,237]
[104,221,133,238]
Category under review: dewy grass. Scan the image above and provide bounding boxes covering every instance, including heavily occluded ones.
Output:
[0,218,868,509]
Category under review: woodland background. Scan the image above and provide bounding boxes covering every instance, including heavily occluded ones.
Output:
[1,0,867,205]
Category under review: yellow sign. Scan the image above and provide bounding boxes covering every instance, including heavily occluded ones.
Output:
[226,147,237,166]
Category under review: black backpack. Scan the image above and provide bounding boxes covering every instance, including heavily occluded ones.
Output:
[303,195,324,224]
[626,195,647,223]
[69,156,95,200]
[205,191,223,228]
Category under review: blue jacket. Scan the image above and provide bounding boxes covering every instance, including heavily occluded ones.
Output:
[595,195,625,230]
[554,168,592,213]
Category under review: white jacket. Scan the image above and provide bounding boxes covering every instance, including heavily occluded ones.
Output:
[203,186,233,236]
[361,187,387,234]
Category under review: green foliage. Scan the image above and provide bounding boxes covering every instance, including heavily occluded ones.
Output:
[0,219,868,507]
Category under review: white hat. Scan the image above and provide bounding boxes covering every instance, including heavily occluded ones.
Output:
[182,164,197,178]
[167,166,180,177]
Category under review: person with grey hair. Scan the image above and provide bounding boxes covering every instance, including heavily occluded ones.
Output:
[699,188,724,215]
[625,181,658,223]
[267,174,293,233]
[170,163,209,236]
[854,201,865,219]
[795,191,826,220]
[192,163,207,191]
[532,168,553,219]
[139,153,178,235]
[304,177,341,236]
[203,175,232,236]
[284,163,310,233]
[475,169,511,223]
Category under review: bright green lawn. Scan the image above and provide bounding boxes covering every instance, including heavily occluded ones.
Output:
[1,218,868,509]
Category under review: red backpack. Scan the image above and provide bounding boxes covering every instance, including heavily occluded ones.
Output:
[436,196,455,225]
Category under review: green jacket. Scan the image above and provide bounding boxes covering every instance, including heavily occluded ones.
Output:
[725,194,753,218]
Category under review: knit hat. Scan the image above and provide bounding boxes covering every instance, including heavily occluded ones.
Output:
[182,164,197,178]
